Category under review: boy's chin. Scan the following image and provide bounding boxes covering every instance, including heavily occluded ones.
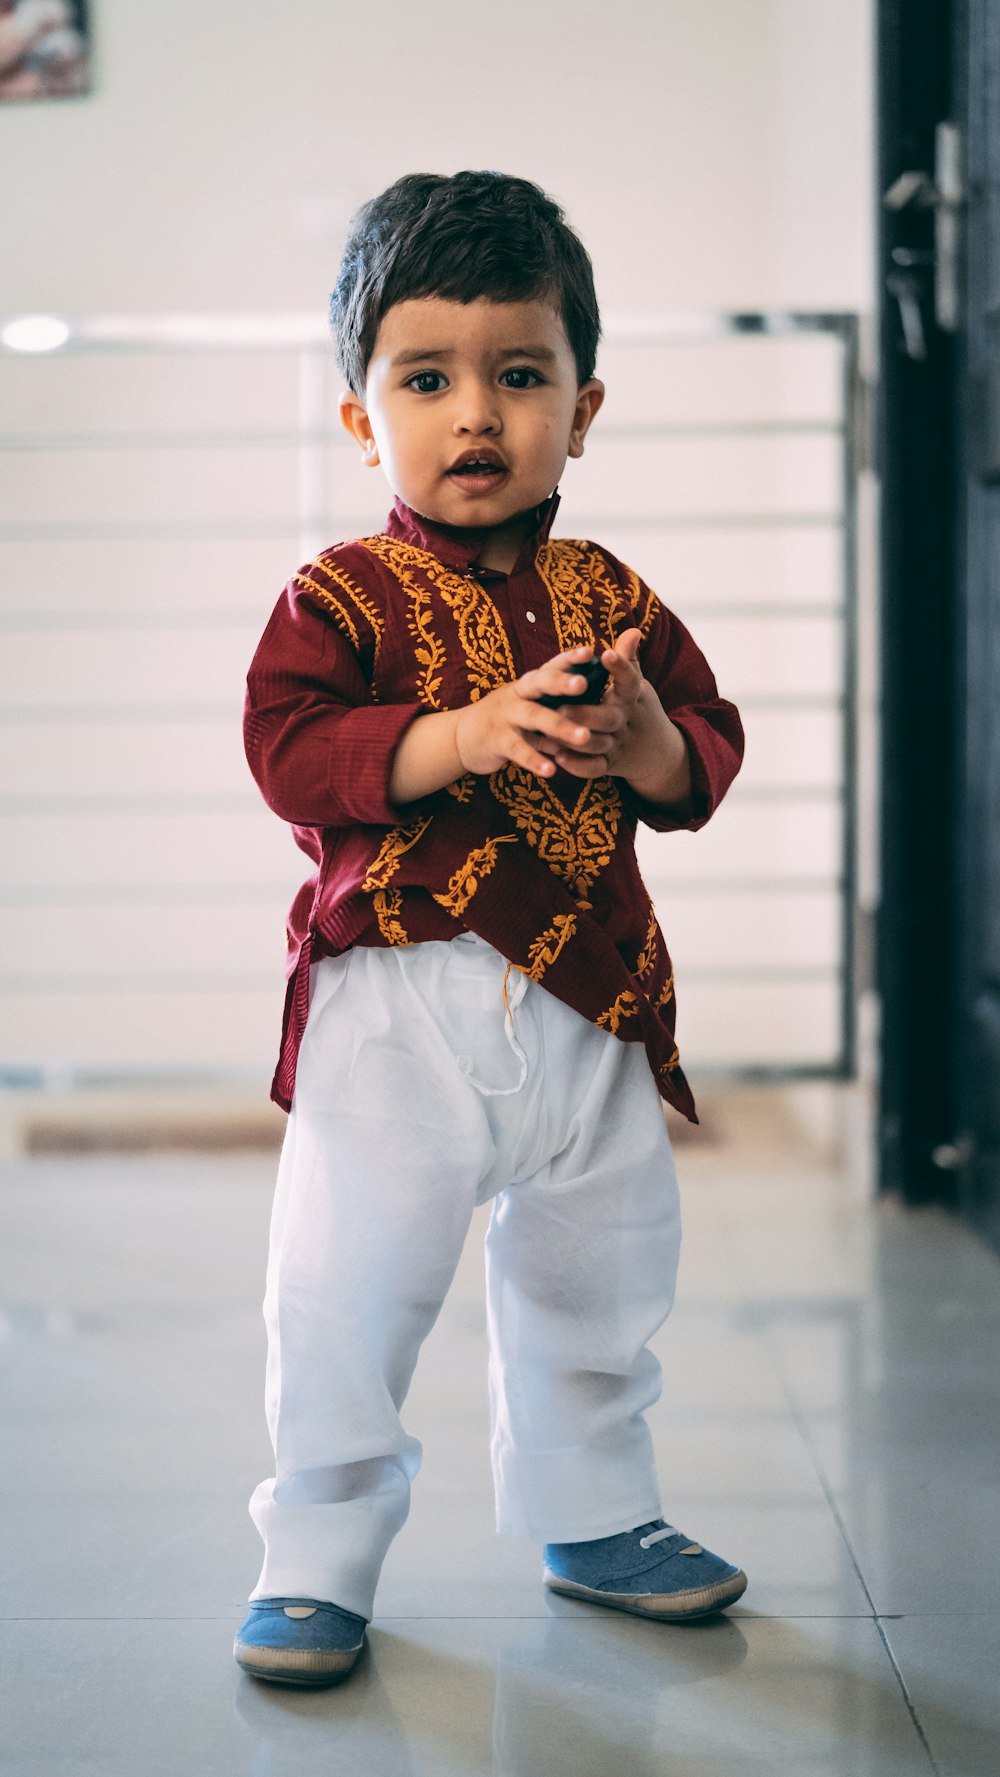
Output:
[416,487,548,532]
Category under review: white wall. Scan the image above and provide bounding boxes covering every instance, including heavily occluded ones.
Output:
[0,1,876,1092]
[1,0,873,316]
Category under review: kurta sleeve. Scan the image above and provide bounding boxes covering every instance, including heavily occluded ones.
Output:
[616,570,745,834]
[243,561,425,828]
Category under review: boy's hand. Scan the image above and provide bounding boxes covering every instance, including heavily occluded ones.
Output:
[454,645,605,780]
[390,631,691,806]
[529,628,651,776]
[531,627,693,805]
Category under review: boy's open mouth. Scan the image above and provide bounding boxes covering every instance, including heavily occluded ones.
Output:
[447,450,509,493]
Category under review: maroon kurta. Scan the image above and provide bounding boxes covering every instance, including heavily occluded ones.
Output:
[244,490,744,1123]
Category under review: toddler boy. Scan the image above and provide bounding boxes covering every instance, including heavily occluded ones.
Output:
[234,170,746,1688]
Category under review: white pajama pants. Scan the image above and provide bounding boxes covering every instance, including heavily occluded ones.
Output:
[247,931,682,1620]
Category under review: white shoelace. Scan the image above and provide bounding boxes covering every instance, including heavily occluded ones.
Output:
[638,1524,679,1549]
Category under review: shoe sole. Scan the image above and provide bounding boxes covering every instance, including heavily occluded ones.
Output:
[233,1637,365,1687]
[543,1568,748,1622]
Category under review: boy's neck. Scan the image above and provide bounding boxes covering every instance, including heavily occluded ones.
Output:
[389,489,560,575]
[468,509,541,575]
[468,501,561,568]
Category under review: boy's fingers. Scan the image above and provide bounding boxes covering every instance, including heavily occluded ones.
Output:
[515,666,587,703]
[602,628,643,666]
[612,627,643,658]
[515,644,595,700]
[529,729,575,755]
[515,741,558,778]
[547,723,617,756]
[563,704,622,733]
[552,748,612,777]
[602,633,644,694]
[556,644,599,665]
[524,709,595,749]
[602,659,640,688]
[529,644,594,680]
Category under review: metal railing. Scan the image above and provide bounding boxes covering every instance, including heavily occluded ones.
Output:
[0,309,863,1092]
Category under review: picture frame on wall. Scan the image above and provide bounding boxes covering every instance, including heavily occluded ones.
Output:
[0,0,90,101]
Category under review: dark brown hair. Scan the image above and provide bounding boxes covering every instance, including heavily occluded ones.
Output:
[330,170,601,394]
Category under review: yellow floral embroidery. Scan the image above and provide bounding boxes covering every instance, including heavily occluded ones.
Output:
[634,579,659,639]
[299,560,386,667]
[659,1044,681,1073]
[293,572,360,652]
[432,834,518,918]
[358,536,515,701]
[362,816,432,944]
[596,990,640,1033]
[404,580,448,709]
[371,887,409,946]
[362,816,433,891]
[654,971,675,1009]
[534,541,599,654]
[535,540,649,652]
[488,765,621,908]
[436,574,516,700]
[447,774,476,803]
[601,559,642,642]
[636,904,658,982]
[514,911,577,982]
[323,562,386,652]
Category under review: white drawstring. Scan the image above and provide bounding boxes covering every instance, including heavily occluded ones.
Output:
[456,953,529,1098]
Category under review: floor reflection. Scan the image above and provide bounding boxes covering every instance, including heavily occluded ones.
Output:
[3,1091,1000,1774]
[233,1613,750,1777]
[490,1612,749,1776]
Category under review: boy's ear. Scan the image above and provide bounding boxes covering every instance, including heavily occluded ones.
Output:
[339,388,380,467]
[567,379,605,459]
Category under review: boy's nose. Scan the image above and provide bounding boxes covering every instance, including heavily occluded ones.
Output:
[452,385,501,435]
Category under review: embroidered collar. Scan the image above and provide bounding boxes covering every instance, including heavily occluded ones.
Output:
[384,488,561,573]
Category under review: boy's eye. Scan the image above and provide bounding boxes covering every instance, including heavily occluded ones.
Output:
[407,371,447,394]
[500,367,543,389]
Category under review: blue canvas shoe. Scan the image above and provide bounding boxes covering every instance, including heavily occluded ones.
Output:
[233,1596,368,1686]
[543,1518,747,1621]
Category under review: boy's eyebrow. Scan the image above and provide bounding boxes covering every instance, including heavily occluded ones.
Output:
[390,344,559,367]
[500,345,558,362]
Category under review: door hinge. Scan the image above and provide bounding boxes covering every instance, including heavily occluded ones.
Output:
[883,120,964,337]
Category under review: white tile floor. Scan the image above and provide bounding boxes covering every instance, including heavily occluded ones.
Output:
[1,1086,999,1775]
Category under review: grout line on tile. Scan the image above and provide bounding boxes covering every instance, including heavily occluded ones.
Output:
[874,1617,943,1777]
[760,1340,880,1616]
[369,1611,883,1625]
[0,1609,887,1624]
[761,1344,944,1773]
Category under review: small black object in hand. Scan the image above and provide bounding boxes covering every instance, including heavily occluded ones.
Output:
[535,655,610,709]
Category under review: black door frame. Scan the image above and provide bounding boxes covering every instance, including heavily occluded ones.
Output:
[876,0,962,1207]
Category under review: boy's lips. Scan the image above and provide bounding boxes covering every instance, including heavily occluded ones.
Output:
[446,448,510,496]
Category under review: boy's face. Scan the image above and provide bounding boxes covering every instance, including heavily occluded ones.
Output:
[339,296,604,539]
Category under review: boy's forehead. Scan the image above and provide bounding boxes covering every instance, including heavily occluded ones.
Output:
[372,295,572,363]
